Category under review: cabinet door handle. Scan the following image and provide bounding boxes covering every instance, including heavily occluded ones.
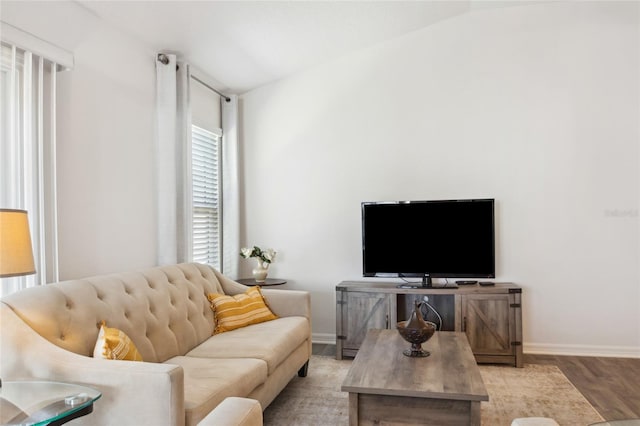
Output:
[463,316,467,332]
[386,314,389,329]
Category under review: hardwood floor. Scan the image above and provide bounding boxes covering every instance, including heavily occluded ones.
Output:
[523,354,640,421]
[312,342,337,357]
[312,343,640,422]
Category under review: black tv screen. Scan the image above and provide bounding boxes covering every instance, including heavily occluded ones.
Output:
[362,199,495,279]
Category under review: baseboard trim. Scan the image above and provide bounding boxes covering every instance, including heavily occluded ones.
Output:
[313,334,640,358]
[312,333,335,345]
[524,343,640,359]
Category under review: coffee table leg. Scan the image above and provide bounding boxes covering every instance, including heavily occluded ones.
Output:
[470,401,481,426]
[348,393,359,426]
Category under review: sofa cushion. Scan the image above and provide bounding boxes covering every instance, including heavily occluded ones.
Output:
[93,321,143,361]
[208,287,277,334]
[165,356,268,426]
[185,316,309,375]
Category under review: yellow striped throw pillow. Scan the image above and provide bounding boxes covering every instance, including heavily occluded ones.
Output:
[93,321,143,361]
[208,286,278,334]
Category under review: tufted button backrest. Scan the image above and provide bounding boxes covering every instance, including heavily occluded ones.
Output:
[0,263,224,363]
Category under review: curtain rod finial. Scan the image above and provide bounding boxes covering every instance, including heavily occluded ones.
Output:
[157,53,170,65]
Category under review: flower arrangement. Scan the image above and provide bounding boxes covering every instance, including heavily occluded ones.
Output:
[240,246,277,265]
[240,246,277,282]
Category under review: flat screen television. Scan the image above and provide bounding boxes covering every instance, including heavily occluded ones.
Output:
[362,199,495,288]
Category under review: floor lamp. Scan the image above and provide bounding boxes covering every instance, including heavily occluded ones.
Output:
[0,208,36,388]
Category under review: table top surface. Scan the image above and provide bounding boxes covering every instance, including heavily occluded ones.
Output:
[0,381,101,426]
[337,280,520,294]
[341,329,488,402]
[236,278,287,286]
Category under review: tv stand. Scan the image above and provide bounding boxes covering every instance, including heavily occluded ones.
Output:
[336,280,523,367]
[396,282,458,289]
[396,273,458,289]
[422,273,431,288]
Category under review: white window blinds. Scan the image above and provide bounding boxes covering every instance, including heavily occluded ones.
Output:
[191,125,222,269]
[0,41,62,295]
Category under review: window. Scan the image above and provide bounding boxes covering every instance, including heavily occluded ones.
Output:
[191,125,222,269]
[0,38,66,295]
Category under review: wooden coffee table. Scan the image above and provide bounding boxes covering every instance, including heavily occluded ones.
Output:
[341,329,489,426]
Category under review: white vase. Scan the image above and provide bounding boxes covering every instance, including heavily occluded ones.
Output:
[252,259,269,283]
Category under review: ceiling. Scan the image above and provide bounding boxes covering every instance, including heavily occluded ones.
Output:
[2,1,542,95]
[77,0,484,94]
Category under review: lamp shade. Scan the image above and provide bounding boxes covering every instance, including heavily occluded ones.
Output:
[0,209,36,278]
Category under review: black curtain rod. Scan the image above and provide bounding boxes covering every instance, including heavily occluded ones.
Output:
[157,53,231,102]
[191,75,231,103]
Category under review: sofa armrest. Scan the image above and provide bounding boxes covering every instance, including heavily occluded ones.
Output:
[215,270,310,319]
[197,397,262,426]
[260,289,310,319]
[0,303,185,426]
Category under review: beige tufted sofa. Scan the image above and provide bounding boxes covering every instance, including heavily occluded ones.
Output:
[0,263,311,426]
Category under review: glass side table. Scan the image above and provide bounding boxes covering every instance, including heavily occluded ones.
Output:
[236,278,287,287]
[0,381,101,426]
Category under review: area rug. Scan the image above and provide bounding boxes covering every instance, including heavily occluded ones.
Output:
[263,356,604,426]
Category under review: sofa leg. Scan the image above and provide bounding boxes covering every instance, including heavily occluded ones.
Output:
[298,360,309,377]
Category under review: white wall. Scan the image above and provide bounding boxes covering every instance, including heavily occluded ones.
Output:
[241,2,640,356]
[56,21,157,279]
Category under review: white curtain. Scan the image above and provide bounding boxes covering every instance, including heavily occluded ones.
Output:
[221,95,239,277]
[0,41,61,295]
[155,53,239,276]
[155,53,192,265]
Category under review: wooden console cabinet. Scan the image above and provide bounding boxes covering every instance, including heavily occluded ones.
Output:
[336,281,523,367]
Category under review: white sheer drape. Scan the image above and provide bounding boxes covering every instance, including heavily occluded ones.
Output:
[0,42,60,295]
[221,95,239,277]
[155,53,192,265]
